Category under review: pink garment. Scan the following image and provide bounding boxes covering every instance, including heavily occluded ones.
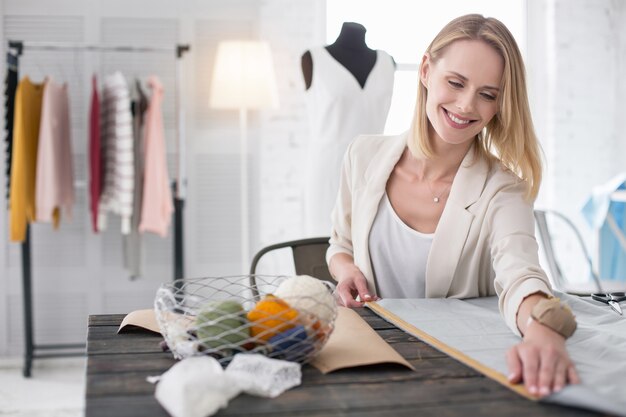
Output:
[89,75,101,232]
[35,78,74,226]
[139,76,173,237]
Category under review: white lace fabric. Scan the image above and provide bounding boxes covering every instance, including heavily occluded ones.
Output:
[153,354,302,417]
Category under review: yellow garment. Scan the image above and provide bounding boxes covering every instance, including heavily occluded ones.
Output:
[9,77,45,242]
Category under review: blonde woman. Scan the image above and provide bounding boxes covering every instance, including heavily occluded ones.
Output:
[327,14,579,397]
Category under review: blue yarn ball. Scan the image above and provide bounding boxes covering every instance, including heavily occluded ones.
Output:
[268,325,315,362]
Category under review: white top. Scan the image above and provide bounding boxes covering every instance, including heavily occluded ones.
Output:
[304,47,395,236]
[369,193,434,298]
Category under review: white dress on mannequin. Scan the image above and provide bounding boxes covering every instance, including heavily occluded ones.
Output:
[304,47,394,237]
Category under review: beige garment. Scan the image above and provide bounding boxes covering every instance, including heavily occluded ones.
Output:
[36,78,74,226]
[326,132,553,336]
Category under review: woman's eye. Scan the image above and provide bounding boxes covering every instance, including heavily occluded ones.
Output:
[448,80,463,88]
[481,92,496,101]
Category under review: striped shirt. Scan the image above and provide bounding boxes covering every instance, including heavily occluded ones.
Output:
[97,72,134,234]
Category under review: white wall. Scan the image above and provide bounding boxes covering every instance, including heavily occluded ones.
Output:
[530,0,626,215]
[528,0,626,281]
[0,0,324,356]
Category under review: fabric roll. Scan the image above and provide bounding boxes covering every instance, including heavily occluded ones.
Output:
[8,76,45,242]
[35,77,74,227]
[139,75,173,237]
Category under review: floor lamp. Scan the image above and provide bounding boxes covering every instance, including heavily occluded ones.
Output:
[209,40,279,273]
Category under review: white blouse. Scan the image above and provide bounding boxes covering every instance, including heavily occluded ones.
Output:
[369,193,434,298]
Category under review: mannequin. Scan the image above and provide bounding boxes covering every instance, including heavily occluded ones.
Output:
[301,22,395,237]
[302,22,380,89]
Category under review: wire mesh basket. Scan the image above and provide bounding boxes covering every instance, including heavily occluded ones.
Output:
[154,275,338,365]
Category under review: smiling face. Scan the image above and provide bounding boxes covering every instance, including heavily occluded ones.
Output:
[420,39,504,149]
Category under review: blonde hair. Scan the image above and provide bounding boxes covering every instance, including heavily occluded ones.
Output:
[408,14,542,200]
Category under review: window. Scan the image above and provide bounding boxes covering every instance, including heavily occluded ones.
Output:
[327,0,526,134]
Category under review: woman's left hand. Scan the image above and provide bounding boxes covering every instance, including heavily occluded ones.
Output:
[506,319,580,397]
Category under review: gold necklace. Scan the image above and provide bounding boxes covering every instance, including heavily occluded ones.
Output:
[425,178,452,203]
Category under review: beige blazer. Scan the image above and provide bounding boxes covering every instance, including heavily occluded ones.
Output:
[326,132,552,335]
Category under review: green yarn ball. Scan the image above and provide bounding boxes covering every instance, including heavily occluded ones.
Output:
[195,300,250,350]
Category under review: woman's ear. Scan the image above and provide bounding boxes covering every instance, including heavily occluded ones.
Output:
[419,53,431,88]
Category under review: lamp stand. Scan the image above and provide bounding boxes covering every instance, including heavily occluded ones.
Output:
[239,107,249,274]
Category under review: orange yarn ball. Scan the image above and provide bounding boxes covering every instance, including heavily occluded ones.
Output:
[247,295,299,342]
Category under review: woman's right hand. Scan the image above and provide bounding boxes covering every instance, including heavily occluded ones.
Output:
[329,254,375,307]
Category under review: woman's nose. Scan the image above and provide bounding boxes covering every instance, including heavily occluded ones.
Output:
[455,93,475,113]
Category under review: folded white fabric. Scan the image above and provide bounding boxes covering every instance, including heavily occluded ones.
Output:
[154,354,302,417]
[155,356,240,417]
[225,353,302,398]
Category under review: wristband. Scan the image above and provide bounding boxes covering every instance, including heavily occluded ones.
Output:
[530,297,577,339]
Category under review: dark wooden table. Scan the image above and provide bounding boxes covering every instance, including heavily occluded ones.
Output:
[86,309,607,417]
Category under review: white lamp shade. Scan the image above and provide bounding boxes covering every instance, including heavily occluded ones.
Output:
[209,40,279,110]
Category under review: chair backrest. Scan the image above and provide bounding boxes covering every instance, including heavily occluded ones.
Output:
[249,237,333,292]
[534,209,603,294]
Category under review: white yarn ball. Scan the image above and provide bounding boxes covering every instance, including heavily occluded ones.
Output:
[274,275,337,324]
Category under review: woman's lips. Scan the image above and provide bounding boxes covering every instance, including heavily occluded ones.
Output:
[443,108,475,129]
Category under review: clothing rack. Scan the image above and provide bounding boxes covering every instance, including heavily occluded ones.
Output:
[6,40,190,377]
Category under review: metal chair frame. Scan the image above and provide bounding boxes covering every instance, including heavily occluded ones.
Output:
[534,209,603,294]
[249,237,333,295]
